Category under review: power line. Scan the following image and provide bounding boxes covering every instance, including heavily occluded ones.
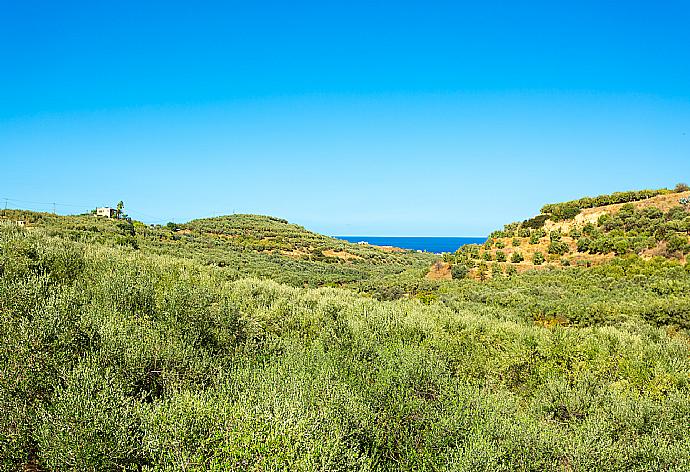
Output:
[1,197,91,209]
[0,195,232,225]
[1,196,173,223]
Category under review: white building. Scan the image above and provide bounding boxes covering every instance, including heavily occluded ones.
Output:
[96,207,117,218]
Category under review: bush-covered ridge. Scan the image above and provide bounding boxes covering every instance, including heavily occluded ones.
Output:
[452,186,690,279]
[540,188,674,221]
[0,209,436,289]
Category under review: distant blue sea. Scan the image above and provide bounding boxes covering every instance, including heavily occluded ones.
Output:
[336,236,487,254]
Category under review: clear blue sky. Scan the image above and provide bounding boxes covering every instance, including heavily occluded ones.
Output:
[2,1,689,236]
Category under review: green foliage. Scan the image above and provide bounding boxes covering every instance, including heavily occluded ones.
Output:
[541,188,671,221]
[532,252,545,265]
[675,182,689,192]
[521,214,550,229]
[495,250,507,262]
[116,201,125,219]
[2,207,690,470]
[545,202,581,221]
[451,264,468,279]
[667,234,690,255]
[415,290,437,305]
[510,252,524,263]
[577,205,689,257]
[495,241,505,249]
[512,238,521,247]
[489,222,518,239]
[548,241,569,256]
[477,261,488,280]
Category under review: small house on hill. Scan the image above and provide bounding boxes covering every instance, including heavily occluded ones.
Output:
[96,207,116,218]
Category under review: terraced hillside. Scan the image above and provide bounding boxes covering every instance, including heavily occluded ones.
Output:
[443,187,690,279]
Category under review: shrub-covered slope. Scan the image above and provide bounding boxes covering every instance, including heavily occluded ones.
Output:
[2,192,690,470]
[0,210,435,288]
[443,186,690,279]
[1,224,689,470]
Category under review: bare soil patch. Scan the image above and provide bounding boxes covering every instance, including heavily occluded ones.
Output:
[426,261,452,280]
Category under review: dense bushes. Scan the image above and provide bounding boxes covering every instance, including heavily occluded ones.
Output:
[521,214,550,229]
[2,216,690,470]
[576,204,689,256]
[5,212,436,290]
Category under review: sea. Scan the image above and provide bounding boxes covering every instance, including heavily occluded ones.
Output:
[335,236,487,254]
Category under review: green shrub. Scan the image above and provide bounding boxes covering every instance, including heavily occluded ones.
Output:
[577,237,592,253]
[510,252,524,263]
[521,214,549,229]
[546,202,581,221]
[451,264,468,279]
[496,251,507,262]
[613,238,630,256]
[35,364,146,470]
[548,241,569,256]
[532,252,545,265]
[667,234,690,254]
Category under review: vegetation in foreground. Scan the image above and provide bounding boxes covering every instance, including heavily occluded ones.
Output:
[1,190,690,470]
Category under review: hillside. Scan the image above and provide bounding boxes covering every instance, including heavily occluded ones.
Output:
[442,187,690,279]
[0,210,435,289]
[1,192,690,470]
